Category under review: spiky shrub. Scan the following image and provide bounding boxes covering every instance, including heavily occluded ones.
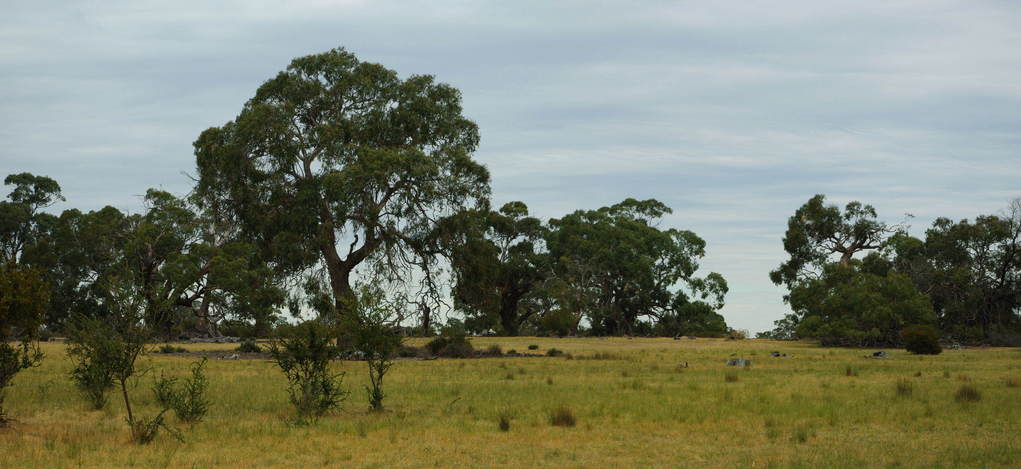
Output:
[270,321,348,423]
[901,325,942,355]
[153,359,210,424]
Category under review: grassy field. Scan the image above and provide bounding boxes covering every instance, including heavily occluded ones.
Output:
[1,337,1019,468]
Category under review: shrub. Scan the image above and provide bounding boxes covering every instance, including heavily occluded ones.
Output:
[901,325,942,355]
[845,365,858,377]
[527,344,539,350]
[156,358,210,424]
[0,265,47,425]
[129,410,181,444]
[66,315,130,410]
[485,344,503,356]
[549,406,576,427]
[343,295,403,412]
[954,385,982,403]
[727,329,748,340]
[546,348,564,357]
[156,344,187,353]
[269,321,349,424]
[725,373,739,383]
[235,340,262,354]
[498,414,511,432]
[425,335,474,358]
[506,349,517,355]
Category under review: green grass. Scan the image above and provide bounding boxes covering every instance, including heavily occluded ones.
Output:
[1,338,1020,468]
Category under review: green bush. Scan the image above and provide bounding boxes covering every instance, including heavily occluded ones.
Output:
[426,336,474,358]
[546,348,564,357]
[269,321,348,424]
[527,344,539,351]
[235,340,262,354]
[901,325,942,355]
[153,358,210,424]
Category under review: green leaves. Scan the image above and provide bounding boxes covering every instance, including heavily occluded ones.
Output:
[194,47,490,317]
[546,198,727,335]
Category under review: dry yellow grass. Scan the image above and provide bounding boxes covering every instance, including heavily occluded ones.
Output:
[2,338,1020,468]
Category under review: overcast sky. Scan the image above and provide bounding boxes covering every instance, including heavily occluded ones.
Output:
[2,0,1019,332]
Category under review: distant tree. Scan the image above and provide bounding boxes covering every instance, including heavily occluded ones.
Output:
[893,199,1021,343]
[769,195,929,346]
[788,254,935,346]
[0,173,64,265]
[436,202,548,335]
[22,206,131,331]
[194,47,489,323]
[770,194,905,291]
[123,190,284,338]
[0,263,47,425]
[546,199,727,335]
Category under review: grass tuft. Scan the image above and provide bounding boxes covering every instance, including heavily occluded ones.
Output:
[954,385,982,403]
[895,379,914,398]
[549,406,577,427]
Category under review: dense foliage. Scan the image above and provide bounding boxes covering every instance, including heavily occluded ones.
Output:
[193,47,489,322]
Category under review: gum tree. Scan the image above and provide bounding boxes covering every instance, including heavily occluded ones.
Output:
[194,48,489,321]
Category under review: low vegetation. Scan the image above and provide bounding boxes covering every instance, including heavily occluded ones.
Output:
[1,337,1017,468]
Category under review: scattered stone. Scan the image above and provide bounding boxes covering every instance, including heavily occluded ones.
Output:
[726,358,751,367]
[949,342,965,350]
[676,362,689,370]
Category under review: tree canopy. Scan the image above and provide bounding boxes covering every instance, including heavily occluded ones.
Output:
[194,47,490,320]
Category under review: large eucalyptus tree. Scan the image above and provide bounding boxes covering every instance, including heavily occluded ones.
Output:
[194,48,489,320]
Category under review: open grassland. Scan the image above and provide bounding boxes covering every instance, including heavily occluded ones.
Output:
[2,338,1020,468]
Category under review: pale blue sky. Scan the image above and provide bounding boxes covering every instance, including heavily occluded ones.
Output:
[2,1,1019,332]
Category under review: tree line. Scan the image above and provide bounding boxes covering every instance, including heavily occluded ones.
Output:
[763,194,1021,346]
[1,48,731,343]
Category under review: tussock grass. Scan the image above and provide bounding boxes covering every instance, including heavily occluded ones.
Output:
[955,385,982,403]
[549,406,576,427]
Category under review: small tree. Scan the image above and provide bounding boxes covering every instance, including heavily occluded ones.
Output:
[343,287,404,411]
[99,276,179,443]
[269,320,348,424]
[0,264,47,425]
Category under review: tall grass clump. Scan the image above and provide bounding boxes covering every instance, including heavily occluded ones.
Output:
[895,379,914,398]
[954,385,982,403]
[549,406,577,427]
